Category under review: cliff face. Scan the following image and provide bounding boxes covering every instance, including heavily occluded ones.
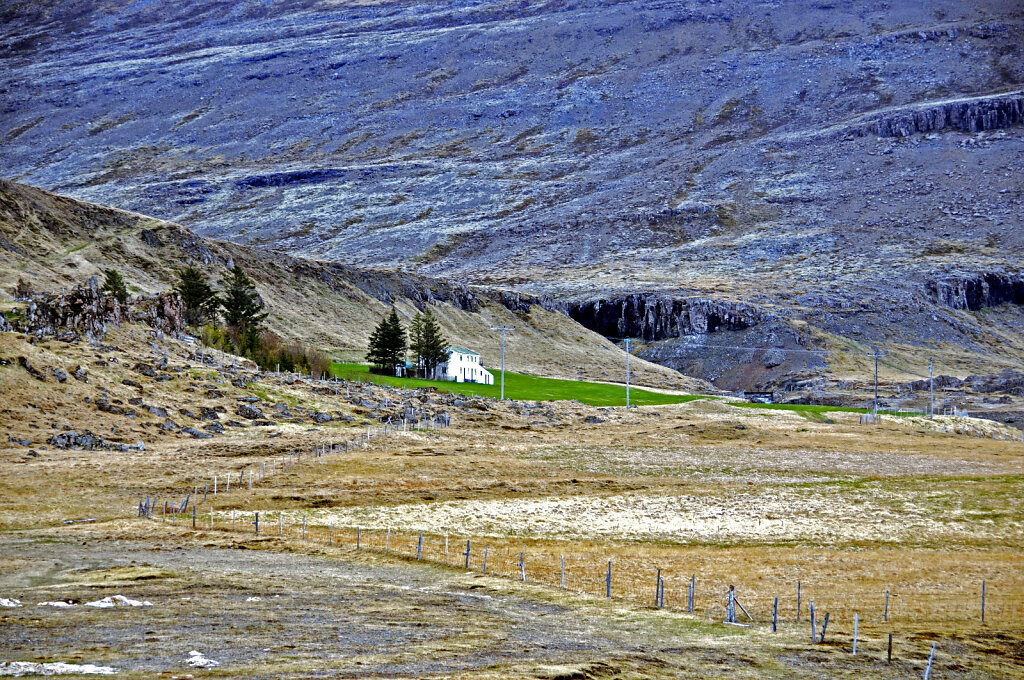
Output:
[560,295,765,342]
[848,91,1024,138]
[927,272,1024,311]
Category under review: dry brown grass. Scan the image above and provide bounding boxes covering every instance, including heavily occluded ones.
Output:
[2,321,1023,677]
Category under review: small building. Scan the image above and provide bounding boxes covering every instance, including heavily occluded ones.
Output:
[439,347,494,384]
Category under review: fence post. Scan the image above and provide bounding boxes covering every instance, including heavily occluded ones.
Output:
[560,556,565,589]
[254,512,259,535]
[519,552,525,582]
[357,526,360,549]
[853,612,858,654]
[690,574,695,613]
[982,581,986,622]
[772,597,778,632]
[727,585,736,623]
[192,502,196,529]
[464,540,471,569]
[483,545,487,574]
[810,602,816,642]
[655,569,661,606]
[924,642,936,679]
[606,561,612,598]
[820,612,829,642]
[884,589,889,622]
[302,516,306,540]
[797,581,801,620]
[659,576,665,609]
[888,633,893,663]
[279,513,283,536]
[329,521,333,545]
[417,532,423,560]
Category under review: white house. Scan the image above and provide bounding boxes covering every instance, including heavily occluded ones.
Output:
[439,347,494,384]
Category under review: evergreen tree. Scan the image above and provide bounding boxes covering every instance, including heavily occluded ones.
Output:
[366,308,407,373]
[408,312,424,371]
[417,309,449,379]
[174,266,219,327]
[100,269,129,305]
[219,265,268,350]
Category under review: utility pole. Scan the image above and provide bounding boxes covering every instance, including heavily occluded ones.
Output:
[625,338,631,408]
[929,358,934,419]
[873,347,880,417]
[490,326,514,400]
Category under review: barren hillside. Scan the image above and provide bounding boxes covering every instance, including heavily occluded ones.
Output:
[1,0,1022,389]
[0,179,698,389]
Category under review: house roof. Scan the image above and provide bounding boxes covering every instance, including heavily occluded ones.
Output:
[447,347,479,356]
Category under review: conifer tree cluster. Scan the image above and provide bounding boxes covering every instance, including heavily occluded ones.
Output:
[366,308,407,374]
[409,309,449,379]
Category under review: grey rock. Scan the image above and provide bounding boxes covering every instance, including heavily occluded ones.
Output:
[181,426,213,439]
[237,404,263,420]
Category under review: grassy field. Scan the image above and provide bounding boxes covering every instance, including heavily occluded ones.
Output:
[330,362,704,407]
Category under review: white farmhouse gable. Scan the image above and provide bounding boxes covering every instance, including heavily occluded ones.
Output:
[439,347,494,385]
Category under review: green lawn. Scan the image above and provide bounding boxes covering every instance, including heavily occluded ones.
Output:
[329,363,704,407]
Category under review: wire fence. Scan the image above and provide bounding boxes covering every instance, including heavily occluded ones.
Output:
[141,507,1024,640]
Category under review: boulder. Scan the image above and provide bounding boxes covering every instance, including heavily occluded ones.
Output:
[237,404,263,420]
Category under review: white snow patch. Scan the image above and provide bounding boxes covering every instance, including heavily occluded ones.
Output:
[0,661,117,676]
[245,596,261,602]
[186,651,218,669]
[84,595,152,608]
[36,602,75,608]
[0,599,22,608]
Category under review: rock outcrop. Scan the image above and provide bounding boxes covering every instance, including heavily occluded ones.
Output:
[854,91,1024,138]
[8,278,184,341]
[21,276,125,342]
[561,294,765,342]
[927,272,1024,311]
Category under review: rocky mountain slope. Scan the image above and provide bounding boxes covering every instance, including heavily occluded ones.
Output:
[1,0,1022,389]
[0,179,696,389]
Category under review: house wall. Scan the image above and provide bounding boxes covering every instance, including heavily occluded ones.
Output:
[442,352,494,384]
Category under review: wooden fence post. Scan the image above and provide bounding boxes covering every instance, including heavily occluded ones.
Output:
[820,612,830,642]
[888,633,893,663]
[302,516,306,540]
[773,597,778,632]
[417,532,423,560]
[254,512,259,535]
[464,540,471,569]
[853,613,858,654]
[797,581,801,620]
[279,513,283,536]
[810,602,816,642]
[924,642,936,679]
[519,552,525,582]
[357,526,360,549]
[884,590,889,622]
[982,581,986,622]
[606,561,612,598]
[655,569,661,606]
[727,586,736,623]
